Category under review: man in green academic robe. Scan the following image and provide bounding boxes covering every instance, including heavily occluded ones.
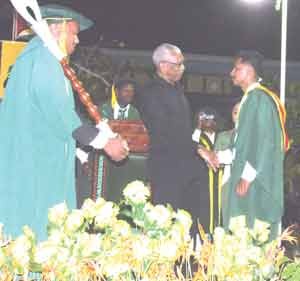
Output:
[0,4,128,241]
[221,51,288,240]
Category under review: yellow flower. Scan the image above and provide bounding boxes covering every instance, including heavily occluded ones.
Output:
[48,202,69,226]
[123,180,150,204]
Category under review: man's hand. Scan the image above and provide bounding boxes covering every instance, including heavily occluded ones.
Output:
[103,135,129,162]
[197,146,219,172]
[236,178,251,197]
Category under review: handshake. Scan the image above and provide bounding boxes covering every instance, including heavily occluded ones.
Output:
[73,121,129,162]
[197,145,234,171]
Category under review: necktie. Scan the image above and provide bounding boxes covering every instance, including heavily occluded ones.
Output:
[118,108,126,120]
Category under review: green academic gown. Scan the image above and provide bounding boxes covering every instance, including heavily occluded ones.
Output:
[224,87,284,238]
[100,102,141,120]
[0,37,80,240]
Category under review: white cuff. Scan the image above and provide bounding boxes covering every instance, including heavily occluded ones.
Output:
[76,148,89,164]
[192,129,201,143]
[241,161,257,182]
[89,132,109,149]
[96,121,116,138]
[217,149,234,165]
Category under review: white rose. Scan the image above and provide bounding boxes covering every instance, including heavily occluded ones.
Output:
[35,241,57,264]
[81,198,97,221]
[65,209,84,233]
[11,235,31,267]
[94,201,118,228]
[132,235,151,260]
[123,181,150,204]
[174,209,192,230]
[146,204,172,227]
[229,216,246,234]
[158,239,178,260]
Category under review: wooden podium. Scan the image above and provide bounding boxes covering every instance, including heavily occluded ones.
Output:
[90,120,149,201]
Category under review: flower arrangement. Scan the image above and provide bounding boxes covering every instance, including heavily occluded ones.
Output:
[0,180,299,281]
[0,180,193,281]
[193,216,299,281]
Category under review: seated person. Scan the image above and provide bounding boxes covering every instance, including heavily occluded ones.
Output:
[100,79,140,120]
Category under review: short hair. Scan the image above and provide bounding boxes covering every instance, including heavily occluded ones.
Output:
[114,79,136,91]
[235,50,264,77]
[152,43,182,66]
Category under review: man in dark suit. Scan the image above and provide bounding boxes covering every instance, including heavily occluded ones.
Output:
[136,43,217,236]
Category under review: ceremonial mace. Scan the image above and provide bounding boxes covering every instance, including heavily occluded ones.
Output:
[9,0,114,199]
[9,0,105,125]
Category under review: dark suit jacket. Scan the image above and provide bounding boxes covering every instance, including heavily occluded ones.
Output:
[136,75,203,210]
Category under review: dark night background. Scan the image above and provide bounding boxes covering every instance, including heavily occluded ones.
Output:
[0,0,300,61]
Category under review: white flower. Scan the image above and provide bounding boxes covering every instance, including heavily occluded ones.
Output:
[229,216,246,234]
[11,235,31,267]
[251,219,271,243]
[65,209,84,233]
[112,220,131,237]
[94,201,119,228]
[47,228,66,244]
[22,225,35,241]
[77,233,102,256]
[132,235,151,260]
[104,262,130,277]
[174,209,193,230]
[123,180,150,204]
[81,198,97,221]
[214,227,226,246]
[35,241,57,264]
[145,204,172,228]
[158,239,178,260]
[261,263,275,279]
[246,246,262,261]
[48,202,69,226]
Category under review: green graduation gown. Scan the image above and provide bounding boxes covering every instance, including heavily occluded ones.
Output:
[0,37,81,240]
[224,87,284,236]
[100,102,141,120]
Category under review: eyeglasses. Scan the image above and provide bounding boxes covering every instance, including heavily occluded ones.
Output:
[161,60,185,69]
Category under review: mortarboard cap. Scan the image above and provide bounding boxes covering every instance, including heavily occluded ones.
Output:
[40,4,93,31]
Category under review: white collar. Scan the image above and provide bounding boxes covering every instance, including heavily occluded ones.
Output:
[113,103,130,119]
[245,82,260,94]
